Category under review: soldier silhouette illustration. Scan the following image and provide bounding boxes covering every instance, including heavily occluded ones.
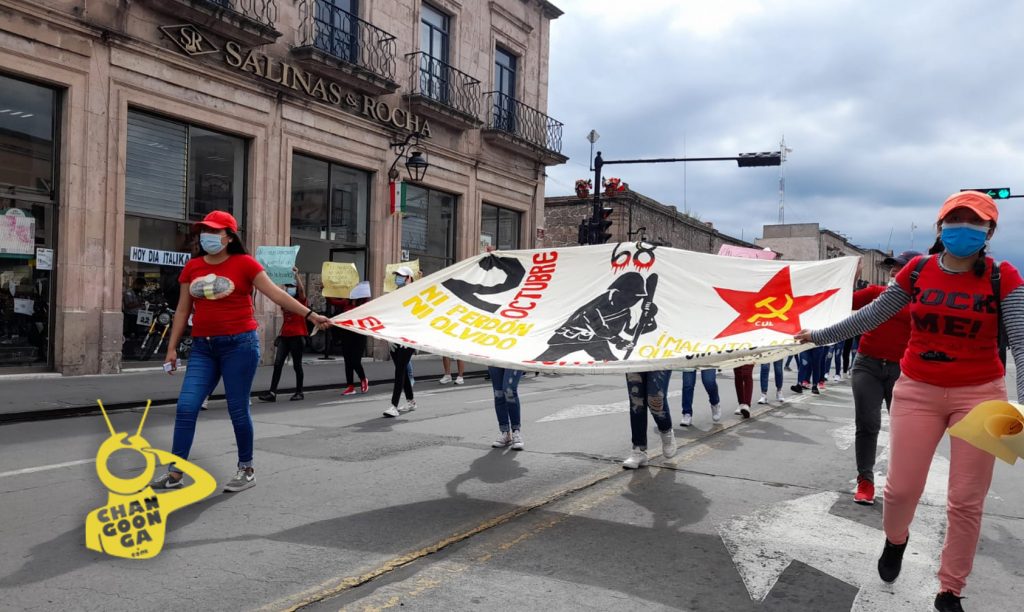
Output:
[535,272,659,362]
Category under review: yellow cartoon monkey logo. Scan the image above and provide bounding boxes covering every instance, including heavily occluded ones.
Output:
[85,400,216,559]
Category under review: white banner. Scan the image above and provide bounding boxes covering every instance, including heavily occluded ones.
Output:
[329,244,858,372]
[129,246,191,267]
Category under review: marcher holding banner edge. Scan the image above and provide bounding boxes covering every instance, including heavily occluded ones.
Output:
[795,191,1024,612]
[153,211,331,493]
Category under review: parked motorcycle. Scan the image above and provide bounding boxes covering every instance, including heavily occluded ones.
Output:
[137,303,192,361]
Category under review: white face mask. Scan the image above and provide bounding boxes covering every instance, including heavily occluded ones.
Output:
[285,287,297,297]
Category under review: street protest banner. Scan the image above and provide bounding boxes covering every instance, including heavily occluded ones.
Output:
[255,246,301,285]
[329,243,859,372]
[719,244,778,260]
[383,260,420,293]
[321,261,359,298]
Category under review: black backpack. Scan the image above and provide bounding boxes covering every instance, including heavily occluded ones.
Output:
[908,255,1007,366]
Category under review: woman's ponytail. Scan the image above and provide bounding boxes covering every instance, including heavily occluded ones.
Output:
[973,245,988,277]
[927,236,944,255]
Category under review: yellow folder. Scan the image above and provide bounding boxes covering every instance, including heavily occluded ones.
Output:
[949,400,1024,465]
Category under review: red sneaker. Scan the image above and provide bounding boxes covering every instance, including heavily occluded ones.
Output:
[360,379,369,393]
[854,476,875,505]
[341,385,357,396]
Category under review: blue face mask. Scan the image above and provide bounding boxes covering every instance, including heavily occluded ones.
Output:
[285,287,297,296]
[940,223,989,258]
[395,276,408,287]
[200,233,226,255]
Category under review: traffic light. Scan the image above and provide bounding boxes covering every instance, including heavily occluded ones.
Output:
[590,205,614,244]
[736,152,782,167]
[577,219,589,245]
[961,187,1011,199]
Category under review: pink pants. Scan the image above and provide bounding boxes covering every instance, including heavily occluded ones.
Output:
[884,375,1006,595]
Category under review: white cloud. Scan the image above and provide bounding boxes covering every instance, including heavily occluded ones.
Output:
[545,0,1024,266]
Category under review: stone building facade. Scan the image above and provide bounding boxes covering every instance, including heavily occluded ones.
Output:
[755,223,890,286]
[0,0,565,374]
[544,191,762,254]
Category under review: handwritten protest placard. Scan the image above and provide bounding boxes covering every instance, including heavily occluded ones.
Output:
[322,262,359,298]
[384,260,420,293]
[255,246,301,285]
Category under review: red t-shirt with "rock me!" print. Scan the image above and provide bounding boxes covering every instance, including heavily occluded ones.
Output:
[894,255,1023,387]
[179,254,264,337]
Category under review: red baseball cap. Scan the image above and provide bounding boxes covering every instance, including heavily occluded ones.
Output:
[194,210,238,232]
[937,191,999,223]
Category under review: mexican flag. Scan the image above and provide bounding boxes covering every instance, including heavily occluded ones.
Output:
[390,181,408,215]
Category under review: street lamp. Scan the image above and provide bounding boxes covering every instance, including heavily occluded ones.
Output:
[388,131,429,182]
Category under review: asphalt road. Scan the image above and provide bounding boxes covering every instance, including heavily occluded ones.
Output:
[1,368,1021,611]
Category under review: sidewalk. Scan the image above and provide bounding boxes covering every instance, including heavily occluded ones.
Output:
[0,355,487,422]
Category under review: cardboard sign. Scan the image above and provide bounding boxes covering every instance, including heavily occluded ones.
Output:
[129,246,191,268]
[384,260,420,293]
[329,244,858,373]
[321,261,359,298]
[255,246,301,285]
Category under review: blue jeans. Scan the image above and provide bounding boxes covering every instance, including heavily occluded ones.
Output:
[170,330,260,473]
[760,360,784,393]
[681,369,720,415]
[627,371,672,449]
[822,343,842,378]
[798,347,826,388]
[489,367,524,432]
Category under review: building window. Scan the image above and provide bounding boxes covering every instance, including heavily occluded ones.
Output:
[0,74,59,369]
[314,0,359,62]
[493,47,517,132]
[420,3,450,102]
[290,153,370,319]
[122,110,247,362]
[480,203,520,251]
[401,184,456,275]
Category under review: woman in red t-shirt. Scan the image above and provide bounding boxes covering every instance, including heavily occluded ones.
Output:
[258,267,308,402]
[151,211,331,494]
[797,191,1024,611]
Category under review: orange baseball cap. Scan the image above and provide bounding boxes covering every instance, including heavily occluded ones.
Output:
[937,191,999,223]
[194,210,239,232]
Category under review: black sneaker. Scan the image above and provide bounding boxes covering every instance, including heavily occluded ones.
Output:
[877,536,908,583]
[934,591,965,612]
[290,392,304,401]
[811,386,820,395]
[790,384,804,394]
[258,391,276,402]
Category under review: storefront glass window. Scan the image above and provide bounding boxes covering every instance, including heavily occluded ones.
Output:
[122,110,247,362]
[290,153,370,352]
[0,74,57,195]
[480,203,520,251]
[0,74,58,369]
[402,185,456,275]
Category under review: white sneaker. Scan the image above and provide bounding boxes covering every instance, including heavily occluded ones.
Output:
[680,414,693,427]
[492,431,512,447]
[454,376,465,385]
[383,405,400,418]
[775,390,785,403]
[757,394,768,405]
[739,404,751,419]
[399,399,416,413]
[711,404,721,422]
[734,407,744,415]
[833,374,842,382]
[511,430,524,450]
[659,429,677,458]
[622,448,649,469]
[439,374,452,384]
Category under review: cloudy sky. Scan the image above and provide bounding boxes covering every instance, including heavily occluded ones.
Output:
[544,0,1024,268]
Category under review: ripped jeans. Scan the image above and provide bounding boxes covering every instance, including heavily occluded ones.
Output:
[626,370,673,450]
[488,367,524,432]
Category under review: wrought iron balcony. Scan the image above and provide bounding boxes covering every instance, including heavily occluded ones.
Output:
[483,91,566,164]
[143,0,281,47]
[403,52,482,129]
[292,1,399,96]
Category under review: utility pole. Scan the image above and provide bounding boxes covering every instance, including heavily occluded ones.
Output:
[777,136,792,224]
